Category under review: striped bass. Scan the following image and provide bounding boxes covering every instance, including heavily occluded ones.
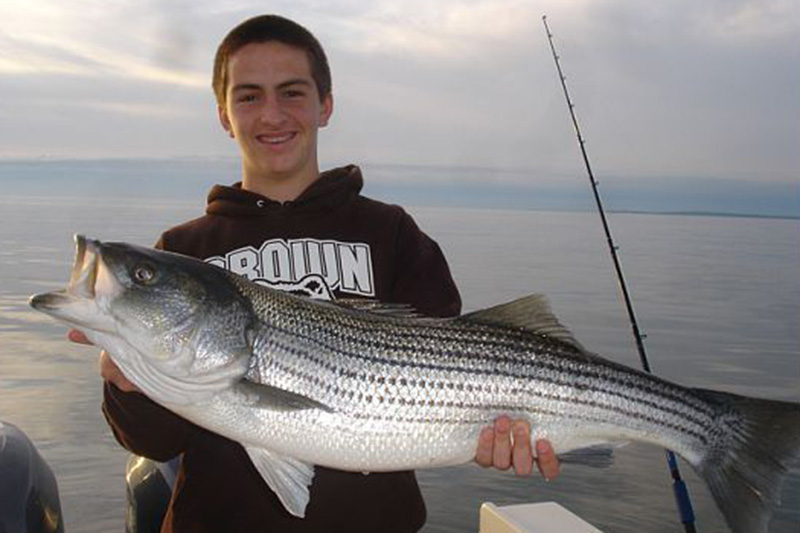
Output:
[30,236,800,533]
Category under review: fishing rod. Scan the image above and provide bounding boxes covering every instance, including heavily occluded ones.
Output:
[541,15,697,533]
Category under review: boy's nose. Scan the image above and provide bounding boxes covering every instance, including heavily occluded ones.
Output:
[259,98,288,125]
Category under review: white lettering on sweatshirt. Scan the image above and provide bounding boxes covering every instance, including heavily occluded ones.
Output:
[206,238,374,298]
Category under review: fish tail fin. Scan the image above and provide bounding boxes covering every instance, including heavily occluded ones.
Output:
[693,388,800,533]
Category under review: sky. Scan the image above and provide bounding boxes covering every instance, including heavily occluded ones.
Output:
[0,0,798,191]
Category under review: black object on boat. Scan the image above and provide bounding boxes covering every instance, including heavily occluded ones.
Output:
[0,420,64,533]
[124,455,179,533]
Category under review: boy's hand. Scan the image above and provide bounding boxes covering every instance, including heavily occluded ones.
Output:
[68,329,140,393]
[475,415,560,479]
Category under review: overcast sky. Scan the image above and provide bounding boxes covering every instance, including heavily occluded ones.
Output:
[0,0,798,186]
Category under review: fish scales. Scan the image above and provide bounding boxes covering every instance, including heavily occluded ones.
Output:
[249,284,717,423]
[240,283,715,461]
[263,348,707,448]
[29,236,800,532]
[259,325,713,445]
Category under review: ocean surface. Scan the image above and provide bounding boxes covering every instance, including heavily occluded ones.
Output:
[0,195,798,532]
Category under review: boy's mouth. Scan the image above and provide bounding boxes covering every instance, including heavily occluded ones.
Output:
[257,132,296,145]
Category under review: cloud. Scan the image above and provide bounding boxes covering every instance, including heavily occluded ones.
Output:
[328,0,544,62]
[0,32,102,75]
[699,0,798,42]
[0,0,207,86]
[0,0,796,185]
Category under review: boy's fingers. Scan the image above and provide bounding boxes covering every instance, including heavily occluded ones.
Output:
[491,416,513,471]
[511,421,533,476]
[68,329,93,345]
[535,439,561,480]
[475,427,495,467]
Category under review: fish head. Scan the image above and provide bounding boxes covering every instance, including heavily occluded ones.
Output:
[30,235,256,405]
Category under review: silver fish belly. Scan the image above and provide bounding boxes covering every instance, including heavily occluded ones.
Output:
[212,282,712,471]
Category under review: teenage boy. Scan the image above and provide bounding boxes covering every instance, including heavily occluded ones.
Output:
[72,14,559,532]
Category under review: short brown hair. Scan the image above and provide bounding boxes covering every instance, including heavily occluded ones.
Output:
[213,15,332,105]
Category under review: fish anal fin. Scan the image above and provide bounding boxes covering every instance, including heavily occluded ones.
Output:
[244,446,315,518]
[462,295,585,351]
[558,444,622,468]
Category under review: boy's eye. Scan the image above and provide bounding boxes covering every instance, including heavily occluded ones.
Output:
[236,93,258,103]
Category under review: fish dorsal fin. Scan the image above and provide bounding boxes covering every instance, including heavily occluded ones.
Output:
[462,295,585,351]
[332,298,422,318]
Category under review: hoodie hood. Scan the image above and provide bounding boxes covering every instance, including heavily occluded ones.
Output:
[206,165,364,217]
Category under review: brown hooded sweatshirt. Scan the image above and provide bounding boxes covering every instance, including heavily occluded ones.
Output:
[102,165,462,532]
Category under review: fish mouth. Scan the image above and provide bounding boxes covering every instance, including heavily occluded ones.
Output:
[29,235,102,311]
[68,234,100,298]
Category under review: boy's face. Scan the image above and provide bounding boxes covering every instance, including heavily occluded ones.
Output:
[219,41,333,182]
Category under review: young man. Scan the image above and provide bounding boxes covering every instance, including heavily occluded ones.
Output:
[73,14,559,532]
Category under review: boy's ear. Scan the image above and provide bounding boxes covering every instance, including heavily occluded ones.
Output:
[319,93,333,128]
[218,105,235,138]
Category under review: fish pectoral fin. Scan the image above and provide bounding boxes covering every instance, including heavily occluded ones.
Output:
[235,381,333,412]
[244,446,315,518]
[461,294,586,351]
[557,443,626,468]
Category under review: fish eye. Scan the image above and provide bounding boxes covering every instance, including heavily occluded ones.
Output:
[132,265,155,284]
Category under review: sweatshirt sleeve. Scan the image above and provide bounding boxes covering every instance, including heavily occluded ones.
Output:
[390,210,462,318]
[100,232,195,460]
[102,383,194,461]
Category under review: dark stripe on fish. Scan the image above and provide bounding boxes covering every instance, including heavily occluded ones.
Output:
[255,329,713,444]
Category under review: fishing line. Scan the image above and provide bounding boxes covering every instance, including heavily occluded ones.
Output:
[541,15,697,532]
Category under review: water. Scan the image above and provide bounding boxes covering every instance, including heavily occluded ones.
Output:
[0,196,797,532]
